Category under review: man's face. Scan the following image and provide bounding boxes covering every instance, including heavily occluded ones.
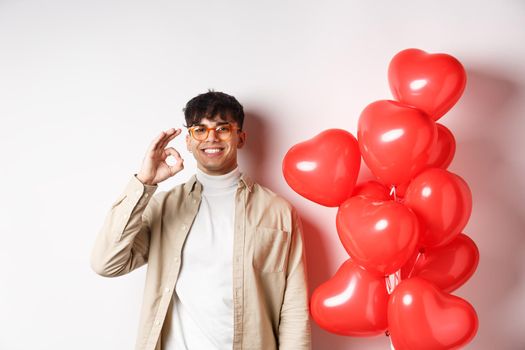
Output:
[186,116,246,175]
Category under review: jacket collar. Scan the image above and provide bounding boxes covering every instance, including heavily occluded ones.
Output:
[183,172,254,196]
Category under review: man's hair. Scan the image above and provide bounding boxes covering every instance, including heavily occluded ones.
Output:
[183,90,244,130]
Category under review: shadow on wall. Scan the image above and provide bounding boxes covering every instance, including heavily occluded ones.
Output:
[451,66,525,350]
[238,110,270,188]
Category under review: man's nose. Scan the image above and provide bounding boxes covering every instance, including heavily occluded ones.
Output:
[206,128,219,142]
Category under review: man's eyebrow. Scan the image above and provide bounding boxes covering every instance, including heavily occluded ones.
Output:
[194,121,230,127]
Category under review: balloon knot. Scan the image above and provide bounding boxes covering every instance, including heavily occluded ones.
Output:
[389,185,398,202]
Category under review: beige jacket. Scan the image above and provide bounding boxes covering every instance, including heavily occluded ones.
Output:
[90,174,311,350]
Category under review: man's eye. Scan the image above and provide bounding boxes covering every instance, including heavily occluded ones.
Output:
[194,127,206,134]
[217,126,230,133]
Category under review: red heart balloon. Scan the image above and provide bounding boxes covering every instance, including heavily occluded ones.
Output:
[404,168,472,247]
[395,124,456,199]
[388,277,478,350]
[427,123,456,169]
[401,233,479,293]
[282,129,361,207]
[388,48,467,121]
[358,100,437,186]
[352,180,391,201]
[336,195,419,276]
[310,259,389,336]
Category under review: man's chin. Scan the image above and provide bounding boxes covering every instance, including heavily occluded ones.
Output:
[198,163,236,175]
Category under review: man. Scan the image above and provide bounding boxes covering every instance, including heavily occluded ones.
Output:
[91,91,311,350]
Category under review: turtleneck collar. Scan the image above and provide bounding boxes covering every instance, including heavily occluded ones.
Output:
[196,166,241,194]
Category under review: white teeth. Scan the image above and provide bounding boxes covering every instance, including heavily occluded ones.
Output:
[204,148,222,154]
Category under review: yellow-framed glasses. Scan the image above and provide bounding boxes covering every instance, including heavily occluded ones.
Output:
[188,123,240,141]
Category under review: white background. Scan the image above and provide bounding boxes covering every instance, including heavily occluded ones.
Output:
[1,1,524,349]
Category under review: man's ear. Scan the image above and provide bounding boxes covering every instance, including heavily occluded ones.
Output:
[186,134,192,152]
[237,131,246,149]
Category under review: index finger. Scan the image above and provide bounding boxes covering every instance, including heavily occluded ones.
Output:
[149,128,176,153]
[148,131,166,153]
[160,128,182,150]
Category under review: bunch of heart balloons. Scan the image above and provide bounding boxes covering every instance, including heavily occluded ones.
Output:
[282,49,479,350]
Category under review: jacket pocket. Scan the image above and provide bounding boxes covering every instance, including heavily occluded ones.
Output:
[253,227,290,273]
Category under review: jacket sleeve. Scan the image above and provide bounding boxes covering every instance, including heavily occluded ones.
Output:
[278,208,312,349]
[90,174,159,277]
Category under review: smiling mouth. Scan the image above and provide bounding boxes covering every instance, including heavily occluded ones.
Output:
[201,147,224,155]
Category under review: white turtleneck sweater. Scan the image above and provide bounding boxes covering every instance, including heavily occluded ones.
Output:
[163,167,240,350]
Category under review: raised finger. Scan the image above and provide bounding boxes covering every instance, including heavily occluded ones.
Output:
[155,128,176,150]
[151,128,176,154]
[148,131,168,154]
[160,128,182,150]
